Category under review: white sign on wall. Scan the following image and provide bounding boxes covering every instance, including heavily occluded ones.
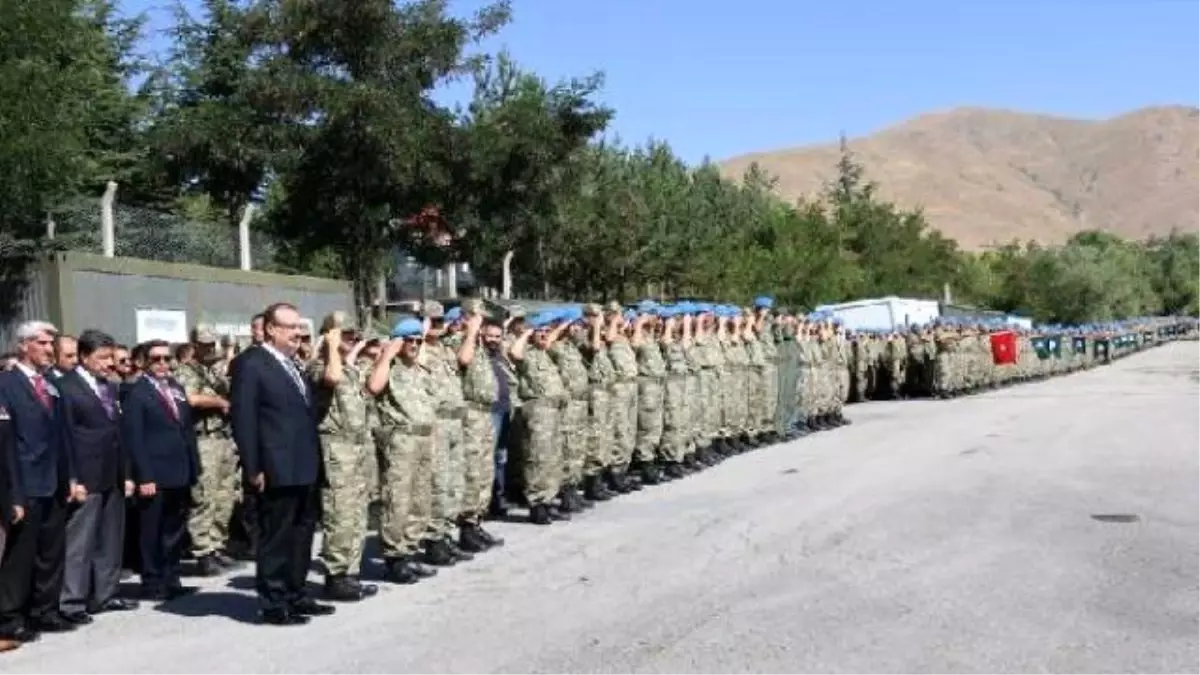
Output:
[135,309,189,343]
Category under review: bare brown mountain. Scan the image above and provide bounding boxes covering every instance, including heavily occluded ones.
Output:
[717,105,1199,250]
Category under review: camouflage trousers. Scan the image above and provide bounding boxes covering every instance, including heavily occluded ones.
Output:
[933,353,954,393]
[660,375,691,462]
[586,387,612,476]
[460,405,495,525]
[889,357,906,396]
[837,366,850,408]
[319,434,370,577]
[609,381,638,470]
[430,415,464,538]
[746,367,766,432]
[761,363,779,431]
[635,378,664,463]
[520,400,563,506]
[721,368,748,435]
[378,427,435,560]
[698,369,719,445]
[188,436,238,557]
[560,398,589,485]
[685,372,703,450]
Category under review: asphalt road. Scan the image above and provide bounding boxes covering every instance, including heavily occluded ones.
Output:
[7,342,1199,674]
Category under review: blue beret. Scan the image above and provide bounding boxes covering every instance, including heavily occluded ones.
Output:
[390,318,423,338]
[561,306,584,323]
[623,310,637,323]
[754,296,774,309]
[445,307,463,322]
[637,300,658,314]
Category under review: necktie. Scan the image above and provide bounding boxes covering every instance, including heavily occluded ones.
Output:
[282,358,307,400]
[157,380,179,420]
[97,383,114,418]
[31,375,51,409]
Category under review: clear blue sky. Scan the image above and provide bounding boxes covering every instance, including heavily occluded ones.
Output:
[122,0,1199,164]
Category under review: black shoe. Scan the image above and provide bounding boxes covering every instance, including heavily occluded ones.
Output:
[423,539,456,567]
[166,584,199,600]
[564,484,589,512]
[638,462,662,486]
[408,557,438,578]
[458,525,488,553]
[324,575,377,602]
[476,525,504,548]
[59,610,93,626]
[193,554,223,577]
[529,503,553,525]
[584,475,614,502]
[0,623,38,643]
[260,608,310,626]
[90,598,139,613]
[29,612,77,633]
[663,462,687,480]
[384,559,419,585]
[445,538,475,562]
[291,598,336,616]
[213,551,243,569]
[549,504,572,521]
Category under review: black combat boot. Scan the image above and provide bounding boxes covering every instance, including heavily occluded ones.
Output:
[445,536,475,562]
[560,485,587,513]
[324,574,378,601]
[422,539,456,567]
[584,474,614,501]
[605,468,631,494]
[475,524,504,548]
[529,503,553,525]
[637,461,663,486]
[685,453,707,472]
[663,462,687,480]
[458,524,487,553]
[194,554,223,577]
[549,503,572,521]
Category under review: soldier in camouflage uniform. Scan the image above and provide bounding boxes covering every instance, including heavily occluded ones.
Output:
[548,309,592,512]
[680,308,711,468]
[177,325,239,576]
[632,305,667,485]
[453,302,505,552]
[606,306,641,493]
[416,301,474,568]
[365,319,438,585]
[752,297,781,445]
[774,313,802,440]
[307,312,377,601]
[580,304,618,502]
[511,311,570,525]
[659,311,692,479]
[694,307,730,456]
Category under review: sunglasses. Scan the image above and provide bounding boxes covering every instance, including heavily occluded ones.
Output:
[148,355,170,364]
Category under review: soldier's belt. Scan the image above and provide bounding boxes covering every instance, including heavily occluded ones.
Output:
[403,424,435,436]
[320,429,369,444]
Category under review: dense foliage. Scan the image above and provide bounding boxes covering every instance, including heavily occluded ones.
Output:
[1,0,1195,325]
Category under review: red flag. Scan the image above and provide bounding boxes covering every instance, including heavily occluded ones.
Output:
[990,330,1017,365]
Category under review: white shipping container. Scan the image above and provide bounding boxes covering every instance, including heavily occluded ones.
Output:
[814,296,941,332]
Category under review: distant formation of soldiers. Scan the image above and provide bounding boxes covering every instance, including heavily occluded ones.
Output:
[151,301,1193,599]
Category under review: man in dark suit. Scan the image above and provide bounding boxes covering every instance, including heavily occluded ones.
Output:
[121,339,200,602]
[231,303,333,626]
[225,313,265,562]
[0,321,79,642]
[58,330,139,622]
[0,404,23,653]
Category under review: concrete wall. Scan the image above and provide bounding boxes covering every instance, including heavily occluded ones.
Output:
[2,252,353,349]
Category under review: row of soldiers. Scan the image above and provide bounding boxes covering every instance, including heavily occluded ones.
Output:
[167,302,1194,600]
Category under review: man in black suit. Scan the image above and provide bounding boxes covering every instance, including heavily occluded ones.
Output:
[58,330,139,622]
[0,403,23,652]
[121,340,200,602]
[0,320,79,642]
[231,303,333,626]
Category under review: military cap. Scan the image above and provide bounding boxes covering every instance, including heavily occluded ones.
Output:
[636,299,658,314]
[421,300,445,319]
[584,302,603,317]
[507,304,527,319]
[605,301,623,314]
[560,306,585,323]
[622,310,637,323]
[318,310,358,334]
[754,296,774,309]
[527,311,558,329]
[390,318,423,338]
[445,307,463,323]
[191,324,217,344]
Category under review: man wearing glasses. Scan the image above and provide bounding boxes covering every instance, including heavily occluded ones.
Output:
[230,303,333,626]
[121,340,200,602]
